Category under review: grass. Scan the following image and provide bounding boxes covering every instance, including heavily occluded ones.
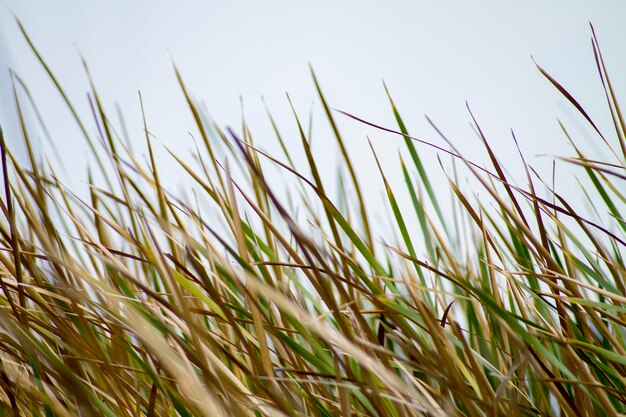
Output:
[0,19,625,416]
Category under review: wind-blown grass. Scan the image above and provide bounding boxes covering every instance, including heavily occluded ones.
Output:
[0,20,625,416]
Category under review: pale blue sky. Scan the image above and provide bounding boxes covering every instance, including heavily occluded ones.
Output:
[1,1,625,239]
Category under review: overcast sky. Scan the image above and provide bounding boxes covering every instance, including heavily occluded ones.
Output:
[1,1,625,238]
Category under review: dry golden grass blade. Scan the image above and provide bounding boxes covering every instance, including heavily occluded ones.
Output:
[2,20,626,417]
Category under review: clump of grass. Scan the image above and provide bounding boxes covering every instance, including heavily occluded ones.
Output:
[0,19,625,416]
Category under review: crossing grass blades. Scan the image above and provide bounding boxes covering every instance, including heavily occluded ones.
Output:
[0,20,625,417]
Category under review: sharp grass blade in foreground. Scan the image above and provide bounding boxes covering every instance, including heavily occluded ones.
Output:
[0,19,625,417]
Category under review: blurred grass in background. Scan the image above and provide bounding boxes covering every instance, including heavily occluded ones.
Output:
[0,20,625,417]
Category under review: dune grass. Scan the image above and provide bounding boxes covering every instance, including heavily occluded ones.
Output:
[0,20,626,416]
